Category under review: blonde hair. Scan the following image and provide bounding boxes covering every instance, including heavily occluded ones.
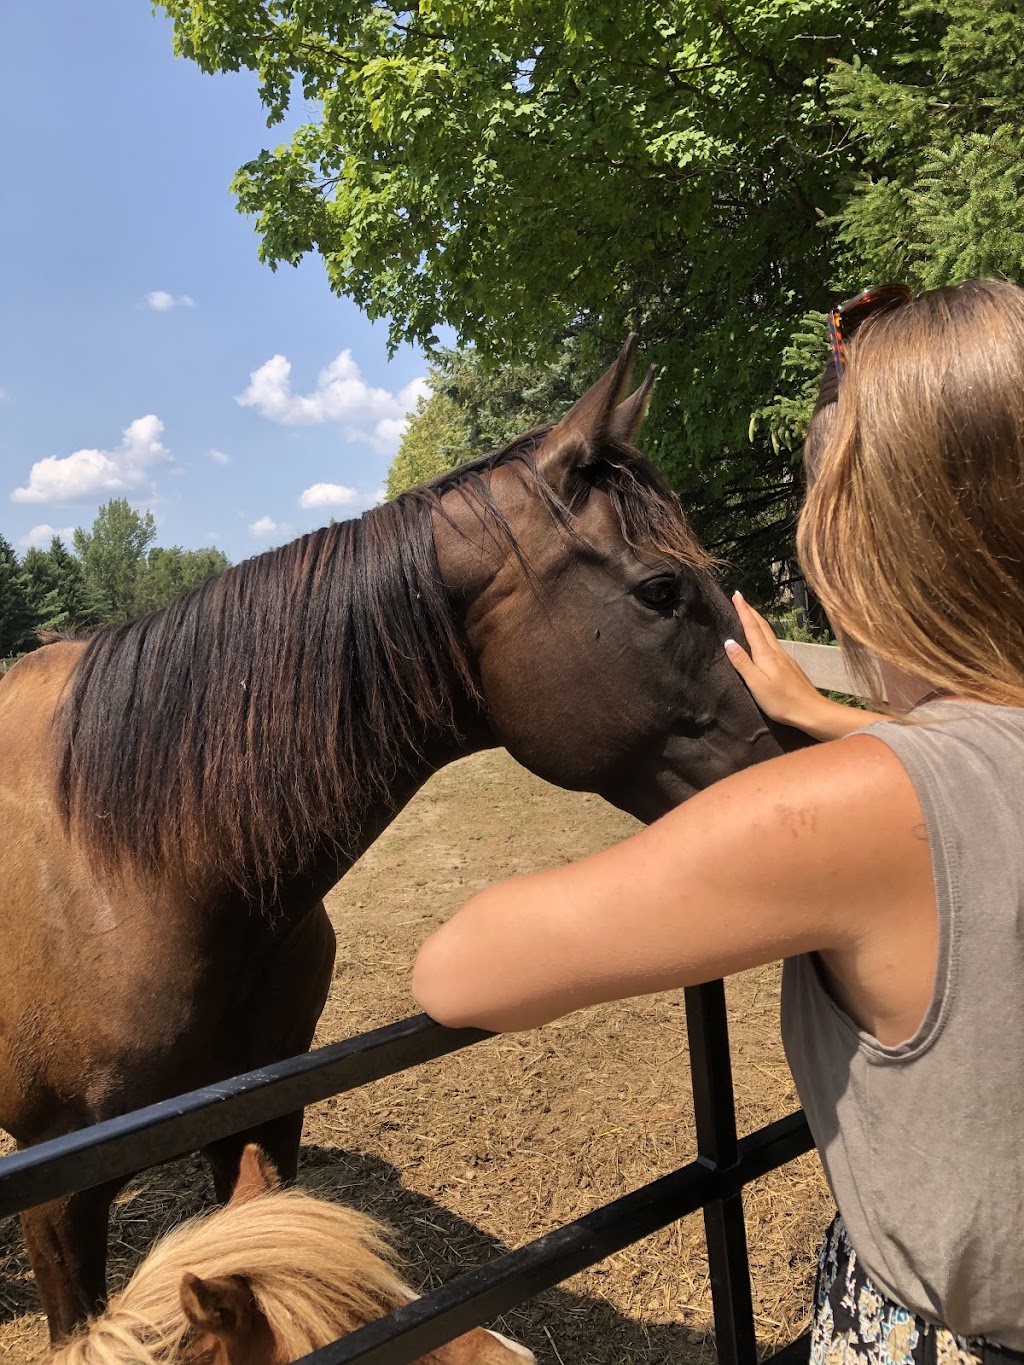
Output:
[798,278,1024,707]
[48,1187,409,1365]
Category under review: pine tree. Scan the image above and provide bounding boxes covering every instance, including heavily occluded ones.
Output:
[46,536,98,629]
[21,546,60,631]
[386,391,471,500]
[828,0,1024,289]
[0,536,35,657]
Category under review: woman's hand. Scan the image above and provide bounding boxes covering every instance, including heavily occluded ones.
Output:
[724,593,880,742]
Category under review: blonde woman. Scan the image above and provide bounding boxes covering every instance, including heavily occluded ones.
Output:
[412,279,1024,1363]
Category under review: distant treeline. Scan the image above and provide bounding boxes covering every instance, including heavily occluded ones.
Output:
[0,498,229,657]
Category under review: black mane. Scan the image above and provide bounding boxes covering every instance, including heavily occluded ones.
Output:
[56,433,706,894]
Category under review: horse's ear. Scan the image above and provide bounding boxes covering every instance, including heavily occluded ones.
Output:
[533,335,639,496]
[608,364,658,443]
[181,1272,276,1364]
[180,1271,256,1335]
[230,1144,281,1206]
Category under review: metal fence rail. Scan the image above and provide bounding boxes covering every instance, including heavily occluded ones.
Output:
[0,981,813,1365]
[0,1015,486,1217]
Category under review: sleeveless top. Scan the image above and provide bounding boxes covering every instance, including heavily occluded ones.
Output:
[781,701,1024,1349]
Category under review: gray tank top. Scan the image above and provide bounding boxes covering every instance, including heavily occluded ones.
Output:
[781,701,1024,1348]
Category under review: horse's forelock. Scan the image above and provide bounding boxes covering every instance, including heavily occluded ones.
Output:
[422,429,710,573]
[48,1189,411,1365]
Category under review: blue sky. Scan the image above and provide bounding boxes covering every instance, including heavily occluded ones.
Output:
[0,1,430,563]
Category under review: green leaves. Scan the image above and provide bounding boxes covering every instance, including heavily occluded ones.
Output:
[73,498,158,622]
[828,0,1024,288]
[157,0,1024,603]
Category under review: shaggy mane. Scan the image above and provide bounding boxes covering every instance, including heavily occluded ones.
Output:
[55,433,706,893]
[47,1186,409,1365]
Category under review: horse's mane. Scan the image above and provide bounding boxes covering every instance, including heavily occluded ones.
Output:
[47,1186,410,1365]
[55,431,706,893]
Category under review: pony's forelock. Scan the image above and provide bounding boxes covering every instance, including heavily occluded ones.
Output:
[48,1188,410,1365]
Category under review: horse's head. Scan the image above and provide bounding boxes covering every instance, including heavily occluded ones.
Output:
[430,340,804,822]
[176,1146,534,1365]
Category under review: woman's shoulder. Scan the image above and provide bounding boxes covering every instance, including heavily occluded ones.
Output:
[662,729,930,926]
[858,699,1024,798]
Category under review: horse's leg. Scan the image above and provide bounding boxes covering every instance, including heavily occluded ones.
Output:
[20,1179,124,1342]
[203,899,336,1202]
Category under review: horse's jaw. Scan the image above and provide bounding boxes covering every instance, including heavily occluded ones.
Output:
[599,710,809,825]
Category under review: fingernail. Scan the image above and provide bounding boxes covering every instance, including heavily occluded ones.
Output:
[733,590,745,603]
[724,638,739,653]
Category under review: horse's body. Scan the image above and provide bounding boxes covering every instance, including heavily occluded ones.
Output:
[0,342,798,1339]
[48,1144,535,1364]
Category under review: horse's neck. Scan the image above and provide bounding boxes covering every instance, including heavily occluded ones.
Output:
[282,705,495,907]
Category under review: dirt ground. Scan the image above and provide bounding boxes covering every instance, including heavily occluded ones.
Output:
[0,749,831,1363]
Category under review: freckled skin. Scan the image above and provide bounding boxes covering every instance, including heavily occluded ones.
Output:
[413,734,938,1050]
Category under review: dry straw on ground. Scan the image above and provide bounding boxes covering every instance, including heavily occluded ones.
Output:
[0,750,831,1363]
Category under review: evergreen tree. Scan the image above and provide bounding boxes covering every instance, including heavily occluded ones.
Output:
[387,337,594,497]
[831,0,1024,288]
[46,536,100,629]
[19,546,65,639]
[21,546,58,617]
[386,390,471,500]
[757,0,1024,454]
[0,536,35,657]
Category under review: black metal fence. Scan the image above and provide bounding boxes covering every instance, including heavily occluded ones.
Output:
[0,980,813,1365]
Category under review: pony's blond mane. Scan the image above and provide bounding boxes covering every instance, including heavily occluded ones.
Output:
[48,1187,411,1365]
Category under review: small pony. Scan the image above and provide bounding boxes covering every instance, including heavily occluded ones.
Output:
[48,1146,535,1365]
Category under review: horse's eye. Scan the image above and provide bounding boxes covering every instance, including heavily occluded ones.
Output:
[634,576,679,612]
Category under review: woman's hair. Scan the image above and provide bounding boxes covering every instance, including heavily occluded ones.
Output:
[797,277,1024,707]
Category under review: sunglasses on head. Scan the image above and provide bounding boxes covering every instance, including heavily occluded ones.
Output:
[827,284,913,379]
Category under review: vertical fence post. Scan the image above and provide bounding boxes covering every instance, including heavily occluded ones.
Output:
[685,980,758,1365]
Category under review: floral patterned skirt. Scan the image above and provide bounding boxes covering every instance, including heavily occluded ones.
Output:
[810,1215,1022,1365]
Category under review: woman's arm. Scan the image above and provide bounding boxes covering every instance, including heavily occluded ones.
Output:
[412,736,933,1033]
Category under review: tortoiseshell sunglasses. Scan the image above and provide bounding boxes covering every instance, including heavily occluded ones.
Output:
[827,284,913,378]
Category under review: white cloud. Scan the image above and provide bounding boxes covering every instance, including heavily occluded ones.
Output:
[249,515,279,538]
[298,482,359,510]
[209,448,231,465]
[236,350,428,455]
[20,523,76,548]
[145,290,196,311]
[10,415,173,504]
[371,486,388,506]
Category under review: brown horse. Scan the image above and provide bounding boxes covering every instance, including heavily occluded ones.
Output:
[49,1144,535,1365]
[0,339,798,1341]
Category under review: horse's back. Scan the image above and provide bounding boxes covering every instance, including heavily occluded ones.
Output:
[0,640,83,763]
